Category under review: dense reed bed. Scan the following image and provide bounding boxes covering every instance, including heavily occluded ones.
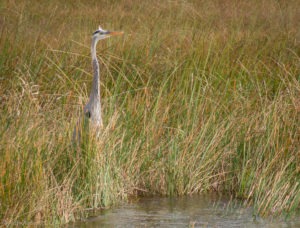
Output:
[0,0,299,225]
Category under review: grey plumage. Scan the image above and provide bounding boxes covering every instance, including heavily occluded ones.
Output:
[83,58,103,130]
[73,26,123,142]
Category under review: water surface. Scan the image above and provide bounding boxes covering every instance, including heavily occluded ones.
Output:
[71,195,299,227]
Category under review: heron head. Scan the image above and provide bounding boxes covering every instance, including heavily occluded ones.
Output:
[92,26,123,41]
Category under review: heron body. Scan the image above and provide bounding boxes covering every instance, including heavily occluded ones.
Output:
[84,58,102,129]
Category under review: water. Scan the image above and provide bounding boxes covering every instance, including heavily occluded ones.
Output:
[70,195,300,227]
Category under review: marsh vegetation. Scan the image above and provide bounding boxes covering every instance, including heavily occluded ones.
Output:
[0,0,299,225]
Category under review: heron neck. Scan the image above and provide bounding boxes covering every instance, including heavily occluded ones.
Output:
[90,39,100,100]
[91,37,98,60]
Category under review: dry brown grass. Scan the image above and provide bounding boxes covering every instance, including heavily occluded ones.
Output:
[0,0,299,225]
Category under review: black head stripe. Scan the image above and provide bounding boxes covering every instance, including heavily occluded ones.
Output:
[92,30,110,35]
[93,30,100,35]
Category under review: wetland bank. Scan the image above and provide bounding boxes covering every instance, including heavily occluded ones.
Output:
[0,0,299,225]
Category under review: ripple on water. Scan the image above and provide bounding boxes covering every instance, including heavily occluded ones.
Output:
[70,195,300,228]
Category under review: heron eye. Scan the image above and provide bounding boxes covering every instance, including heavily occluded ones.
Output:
[85,111,91,118]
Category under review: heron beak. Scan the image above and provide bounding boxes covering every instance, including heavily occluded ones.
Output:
[108,31,124,36]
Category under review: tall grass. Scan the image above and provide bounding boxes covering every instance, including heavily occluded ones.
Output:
[1,0,299,225]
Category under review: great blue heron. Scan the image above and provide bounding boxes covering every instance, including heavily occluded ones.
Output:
[73,26,123,141]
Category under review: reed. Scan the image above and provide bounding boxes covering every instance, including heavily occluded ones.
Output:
[0,0,299,225]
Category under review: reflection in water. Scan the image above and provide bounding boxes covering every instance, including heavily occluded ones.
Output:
[70,195,299,227]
